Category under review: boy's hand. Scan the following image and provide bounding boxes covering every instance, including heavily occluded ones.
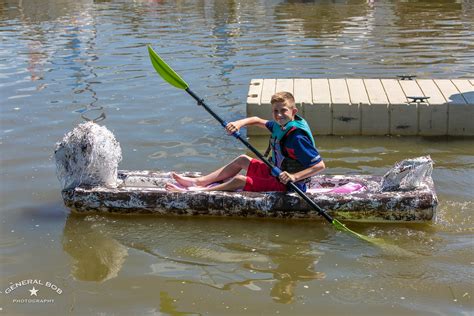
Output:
[225,121,241,135]
[278,171,296,184]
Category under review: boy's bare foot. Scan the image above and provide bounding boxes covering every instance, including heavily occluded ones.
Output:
[165,182,187,192]
[171,172,200,188]
[165,182,208,192]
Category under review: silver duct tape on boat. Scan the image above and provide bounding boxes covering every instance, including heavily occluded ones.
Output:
[381,156,434,192]
[54,122,122,190]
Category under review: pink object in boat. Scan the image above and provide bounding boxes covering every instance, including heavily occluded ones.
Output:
[329,182,364,193]
[307,182,364,194]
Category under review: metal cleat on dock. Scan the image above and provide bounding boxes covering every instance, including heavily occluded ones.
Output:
[407,96,430,103]
[397,75,417,80]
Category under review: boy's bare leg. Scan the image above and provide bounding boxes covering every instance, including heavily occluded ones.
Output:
[166,175,247,192]
[172,155,252,187]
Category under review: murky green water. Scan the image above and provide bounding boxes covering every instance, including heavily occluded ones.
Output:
[1,0,473,315]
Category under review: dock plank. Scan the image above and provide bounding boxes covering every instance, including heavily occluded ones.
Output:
[452,79,474,104]
[435,79,466,104]
[261,79,276,105]
[248,79,273,135]
[276,79,294,95]
[246,79,263,105]
[331,79,359,135]
[329,79,350,105]
[399,80,424,102]
[294,79,312,105]
[307,79,332,135]
[416,79,446,105]
[347,79,369,105]
[416,79,448,136]
[362,79,389,135]
[311,79,331,104]
[364,79,388,105]
[443,79,474,136]
[381,79,406,104]
[382,79,417,135]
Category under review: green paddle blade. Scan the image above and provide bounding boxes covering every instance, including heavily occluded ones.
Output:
[148,45,188,90]
[333,218,417,257]
[332,218,380,244]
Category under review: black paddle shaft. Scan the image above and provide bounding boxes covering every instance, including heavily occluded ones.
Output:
[185,88,334,223]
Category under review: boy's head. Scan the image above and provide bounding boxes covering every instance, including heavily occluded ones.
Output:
[271,91,298,127]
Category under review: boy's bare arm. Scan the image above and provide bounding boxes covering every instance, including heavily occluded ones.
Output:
[279,160,326,184]
[225,116,268,134]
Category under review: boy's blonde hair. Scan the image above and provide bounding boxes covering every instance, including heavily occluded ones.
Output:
[271,91,296,109]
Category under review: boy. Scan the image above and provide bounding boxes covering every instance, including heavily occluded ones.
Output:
[165,91,325,192]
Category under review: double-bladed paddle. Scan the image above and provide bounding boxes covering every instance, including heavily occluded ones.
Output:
[147,45,380,245]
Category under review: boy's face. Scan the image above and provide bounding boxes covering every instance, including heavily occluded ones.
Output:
[272,102,298,127]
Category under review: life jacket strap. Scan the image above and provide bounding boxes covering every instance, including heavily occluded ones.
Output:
[264,139,272,159]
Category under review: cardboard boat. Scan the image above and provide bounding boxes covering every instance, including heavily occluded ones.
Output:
[61,170,438,222]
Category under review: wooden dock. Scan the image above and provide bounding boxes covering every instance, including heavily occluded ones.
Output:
[246,78,474,136]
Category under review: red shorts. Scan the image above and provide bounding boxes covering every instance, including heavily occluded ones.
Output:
[243,159,287,192]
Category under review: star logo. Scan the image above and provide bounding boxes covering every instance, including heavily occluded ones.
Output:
[29,287,39,296]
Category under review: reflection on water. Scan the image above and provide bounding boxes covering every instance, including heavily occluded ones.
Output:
[159,291,199,316]
[276,0,373,37]
[60,211,474,312]
[63,214,327,304]
[242,243,326,304]
[63,214,128,282]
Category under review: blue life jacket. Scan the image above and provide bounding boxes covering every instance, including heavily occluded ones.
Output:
[267,115,316,175]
